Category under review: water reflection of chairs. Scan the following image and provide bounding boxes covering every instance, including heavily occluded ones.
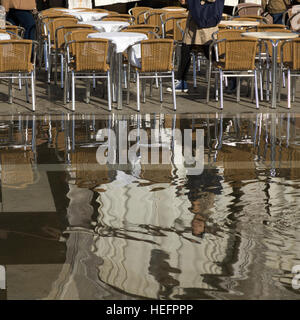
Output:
[0,117,37,189]
[70,147,110,188]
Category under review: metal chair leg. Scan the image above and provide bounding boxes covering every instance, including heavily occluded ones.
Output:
[136,70,140,112]
[254,70,259,109]
[31,72,36,112]
[172,70,176,111]
[107,70,112,112]
[287,69,291,109]
[220,70,223,110]
[72,71,75,112]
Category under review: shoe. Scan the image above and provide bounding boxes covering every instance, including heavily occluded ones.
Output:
[167,80,188,93]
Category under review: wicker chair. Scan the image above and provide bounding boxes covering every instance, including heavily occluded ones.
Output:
[0,40,38,111]
[231,15,268,23]
[37,13,71,70]
[128,6,152,24]
[5,25,25,38]
[101,14,135,24]
[129,39,176,112]
[207,30,245,102]
[215,38,259,109]
[144,9,166,36]
[64,39,112,111]
[232,3,263,16]
[161,12,188,39]
[281,38,300,108]
[46,17,78,84]
[55,24,94,88]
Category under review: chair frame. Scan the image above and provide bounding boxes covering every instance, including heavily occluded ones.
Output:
[64,39,112,112]
[128,39,176,112]
[0,40,38,111]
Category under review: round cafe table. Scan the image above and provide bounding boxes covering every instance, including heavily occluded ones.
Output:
[79,20,129,33]
[65,11,108,22]
[0,33,10,40]
[88,32,148,109]
[219,20,260,28]
[242,31,298,108]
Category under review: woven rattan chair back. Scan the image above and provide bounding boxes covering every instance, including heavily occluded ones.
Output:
[5,25,25,38]
[233,3,263,16]
[67,29,98,55]
[91,9,109,13]
[144,9,166,35]
[50,18,78,45]
[74,39,110,72]
[163,13,188,38]
[128,7,152,24]
[140,39,174,72]
[121,28,158,39]
[292,38,300,70]
[101,14,134,24]
[173,17,187,41]
[216,30,244,60]
[224,39,258,70]
[124,24,159,33]
[0,40,33,72]
[57,24,93,49]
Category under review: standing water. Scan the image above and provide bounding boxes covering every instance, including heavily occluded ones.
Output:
[0,113,299,299]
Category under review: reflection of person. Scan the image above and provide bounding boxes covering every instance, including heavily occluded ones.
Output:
[3,0,37,40]
[262,0,291,24]
[168,0,221,93]
[186,168,222,238]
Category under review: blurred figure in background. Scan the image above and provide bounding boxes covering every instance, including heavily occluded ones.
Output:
[262,0,291,24]
[2,0,37,40]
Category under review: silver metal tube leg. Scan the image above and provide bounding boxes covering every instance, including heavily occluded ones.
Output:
[136,70,140,112]
[172,71,176,111]
[72,71,75,112]
[31,72,36,112]
[107,70,112,111]
[254,70,259,109]
[287,69,291,109]
[220,70,223,109]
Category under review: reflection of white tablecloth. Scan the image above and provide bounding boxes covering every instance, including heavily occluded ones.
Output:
[88,32,147,67]
[0,33,10,40]
[79,21,129,32]
[65,11,108,22]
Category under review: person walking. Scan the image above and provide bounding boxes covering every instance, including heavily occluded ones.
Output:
[262,0,292,24]
[168,0,224,93]
[2,0,37,40]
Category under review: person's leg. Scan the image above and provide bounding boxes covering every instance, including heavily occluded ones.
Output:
[177,43,192,81]
[11,10,36,40]
[271,13,284,25]
[6,9,18,26]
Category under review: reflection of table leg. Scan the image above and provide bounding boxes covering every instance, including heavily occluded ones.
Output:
[117,52,123,110]
[271,40,279,109]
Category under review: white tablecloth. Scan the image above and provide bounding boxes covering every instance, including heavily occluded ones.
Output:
[65,11,108,22]
[79,21,129,32]
[0,33,10,40]
[88,32,147,67]
[68,0,92,9]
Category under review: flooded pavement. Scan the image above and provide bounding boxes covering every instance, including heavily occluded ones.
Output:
[0,113,300,300]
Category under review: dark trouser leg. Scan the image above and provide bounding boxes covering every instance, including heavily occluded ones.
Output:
[177,44,191,81]
[6,9,36,40]
[271,13,284,25]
